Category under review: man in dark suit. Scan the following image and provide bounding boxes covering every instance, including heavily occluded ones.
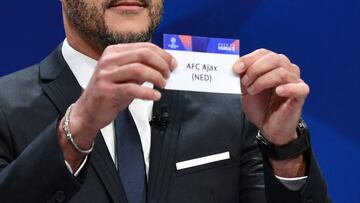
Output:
[0,0,330,202]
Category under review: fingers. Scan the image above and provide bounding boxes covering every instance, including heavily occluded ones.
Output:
[233,48,304,97]
[94,42,178,102]
[75,43,173,133]
[247,68,300,95]
[100,48,172,79]
[132,43,177,70]
[107,63,166,88]
[104,42,177,72]
[106,42,175,66]
[242,53,294,86]
[276,82,310,100]
[234,49,271,74]
[116,83,162,101]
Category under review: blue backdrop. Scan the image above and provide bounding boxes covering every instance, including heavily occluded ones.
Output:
[1,1,359,202]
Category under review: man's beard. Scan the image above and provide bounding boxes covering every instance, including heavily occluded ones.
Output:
[64,0,163,49]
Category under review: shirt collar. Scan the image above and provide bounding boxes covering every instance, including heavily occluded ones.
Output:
[61,38,98,89]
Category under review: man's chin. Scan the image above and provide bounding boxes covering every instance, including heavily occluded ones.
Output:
[99,29,152,45]
[106,21,152,36]
[106,22,153,41]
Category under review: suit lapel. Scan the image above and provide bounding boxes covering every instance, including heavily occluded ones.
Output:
[148,90,184,203]
[92,134,128,203]
[40,45,82,114]
[40,45,126,203]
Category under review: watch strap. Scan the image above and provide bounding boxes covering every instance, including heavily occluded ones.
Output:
[256,119,310,160]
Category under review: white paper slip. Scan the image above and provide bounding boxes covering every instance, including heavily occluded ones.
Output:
[164,34,241,94]
[176,151,231,170]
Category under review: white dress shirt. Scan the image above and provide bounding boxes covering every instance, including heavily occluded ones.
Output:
[61,39,307,190]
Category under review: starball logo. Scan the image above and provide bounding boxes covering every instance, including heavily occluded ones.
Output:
[217,43,236,52]
[168,37,179,49]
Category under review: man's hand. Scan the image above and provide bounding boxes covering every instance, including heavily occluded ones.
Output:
[58,43,176,171]
[233,49,309,177]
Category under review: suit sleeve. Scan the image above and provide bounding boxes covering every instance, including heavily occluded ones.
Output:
[239,118,331,203]
[0,107,86,203]
[263,147,332,202]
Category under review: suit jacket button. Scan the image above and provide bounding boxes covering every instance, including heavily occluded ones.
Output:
[55,191,66,202]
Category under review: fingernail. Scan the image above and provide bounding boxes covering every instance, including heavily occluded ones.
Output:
[171,58,178,70]
[154,91,162,100]
[165,70,171,79]
[236,62,245,73]
[161,78,167,88]
[247,86,255,95]
[242,75,250,86]
[276,86,284,95]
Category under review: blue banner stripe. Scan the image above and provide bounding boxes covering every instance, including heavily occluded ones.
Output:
[164,34,240,55]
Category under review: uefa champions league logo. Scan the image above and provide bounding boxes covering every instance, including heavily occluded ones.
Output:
[168,37,179,49]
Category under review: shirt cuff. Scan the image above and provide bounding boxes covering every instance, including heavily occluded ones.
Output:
[64,155,88,176]
[275,175,308,191]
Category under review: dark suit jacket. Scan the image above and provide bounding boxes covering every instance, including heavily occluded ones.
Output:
[0,46,330,203]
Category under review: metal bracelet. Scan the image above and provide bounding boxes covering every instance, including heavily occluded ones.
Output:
[63,104,94,155]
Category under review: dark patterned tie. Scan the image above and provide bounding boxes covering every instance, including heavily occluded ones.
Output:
[115,109,146,203]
